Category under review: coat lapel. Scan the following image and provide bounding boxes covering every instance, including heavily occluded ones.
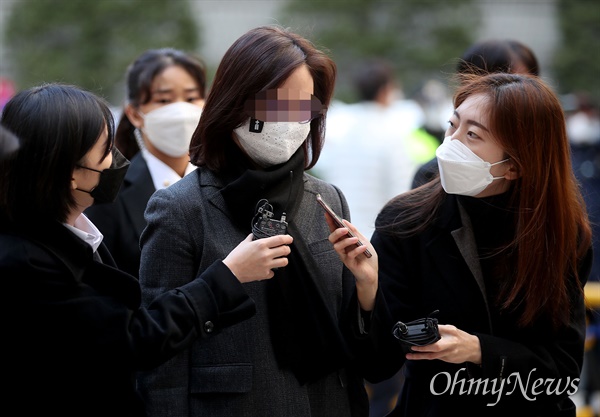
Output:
[120,155,157,237]
[453,201,493,331]
[428,195,493,332]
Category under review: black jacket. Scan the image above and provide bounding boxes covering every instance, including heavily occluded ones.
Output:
[0,220,254,416]
[85,152,156,277]
[354,193,591,417]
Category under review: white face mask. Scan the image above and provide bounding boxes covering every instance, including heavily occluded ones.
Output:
[436,136,509,196]
[140,102,202,157]
[234,118,310,167]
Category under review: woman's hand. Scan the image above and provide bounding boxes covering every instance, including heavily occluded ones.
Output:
[325,213,378,311]
[405,324,482,365]
[223,234,293,283]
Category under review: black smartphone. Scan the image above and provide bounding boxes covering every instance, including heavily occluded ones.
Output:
[316,193,372,258]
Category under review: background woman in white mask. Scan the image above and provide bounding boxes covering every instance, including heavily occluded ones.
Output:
[136,25,370,417]
[85,48,206,277]
[326,73,593,417]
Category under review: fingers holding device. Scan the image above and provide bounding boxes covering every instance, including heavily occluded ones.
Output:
[316,193,372,258]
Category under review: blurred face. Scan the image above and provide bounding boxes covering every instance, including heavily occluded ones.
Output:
[233,65,317,168]
[244,87,322,124]
[445,93,513,197]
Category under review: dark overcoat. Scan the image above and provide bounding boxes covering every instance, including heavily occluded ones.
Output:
[359,194,591,417]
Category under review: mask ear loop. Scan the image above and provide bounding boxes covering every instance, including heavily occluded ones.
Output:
[490,158,511,180]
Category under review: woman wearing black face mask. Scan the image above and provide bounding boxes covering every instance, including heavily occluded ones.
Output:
[0,83,280,417]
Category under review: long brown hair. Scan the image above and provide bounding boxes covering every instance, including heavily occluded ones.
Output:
[379,73,591,329]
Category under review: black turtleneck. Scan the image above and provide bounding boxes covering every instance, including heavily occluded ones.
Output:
[458,192,517,308]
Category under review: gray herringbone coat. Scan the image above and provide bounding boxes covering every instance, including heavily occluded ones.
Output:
[137,167,369,417]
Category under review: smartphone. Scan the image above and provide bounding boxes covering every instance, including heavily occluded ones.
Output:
[316,193,372,258]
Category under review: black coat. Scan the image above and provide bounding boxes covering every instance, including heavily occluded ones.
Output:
[356,194,591,417]
[0,220,255,417]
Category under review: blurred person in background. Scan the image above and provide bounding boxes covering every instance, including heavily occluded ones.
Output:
[85,48,206,277]
[317,58,437,239]
[136,25,370,417]
[316,58,437,417]
[412,39,540,189]
[567,92,600,283]
[566,91,600,417]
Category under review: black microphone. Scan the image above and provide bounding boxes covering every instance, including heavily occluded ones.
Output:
[250,171,293,240]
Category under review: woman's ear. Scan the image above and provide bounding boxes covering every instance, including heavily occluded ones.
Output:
[124,104,143,129]
[504,161,520,181]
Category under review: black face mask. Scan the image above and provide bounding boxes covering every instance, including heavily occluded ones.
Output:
[76,148,130,205]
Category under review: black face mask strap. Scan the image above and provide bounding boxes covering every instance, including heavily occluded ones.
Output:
[76,165,102,174]
[73,148,130,204]
[74,165,101,195]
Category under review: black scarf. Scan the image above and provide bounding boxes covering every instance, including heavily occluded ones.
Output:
[220,149,351,384]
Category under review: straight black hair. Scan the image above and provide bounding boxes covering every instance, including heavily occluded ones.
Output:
[0,83,114,224]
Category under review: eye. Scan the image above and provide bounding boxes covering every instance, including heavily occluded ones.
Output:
[466,131,481,140]
[186,96,203,103]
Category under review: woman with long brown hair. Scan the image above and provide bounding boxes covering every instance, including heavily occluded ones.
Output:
[329,72,592,416]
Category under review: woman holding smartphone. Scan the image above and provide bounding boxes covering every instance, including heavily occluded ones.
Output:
[327,72,592,417]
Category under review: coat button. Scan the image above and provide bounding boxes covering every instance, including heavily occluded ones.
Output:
[204,321,214,333]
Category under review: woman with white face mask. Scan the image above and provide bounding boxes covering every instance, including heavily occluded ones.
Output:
[85,48,206,278]
[327,73,593,417]
[136,25,371,417]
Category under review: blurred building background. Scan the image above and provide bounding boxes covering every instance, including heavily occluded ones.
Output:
[1,0,597,109]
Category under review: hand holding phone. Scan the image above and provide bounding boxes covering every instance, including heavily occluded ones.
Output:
[316,193,372,258]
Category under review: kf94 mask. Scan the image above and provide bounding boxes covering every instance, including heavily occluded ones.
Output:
[436,136,509,196]
[234,118,310,168]
[141,102,202,157]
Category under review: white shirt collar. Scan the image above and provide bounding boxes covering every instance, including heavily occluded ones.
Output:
[63,213,103,253]
[141,148,197,190]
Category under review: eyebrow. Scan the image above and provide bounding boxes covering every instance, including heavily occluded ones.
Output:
[454,110,490,132]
